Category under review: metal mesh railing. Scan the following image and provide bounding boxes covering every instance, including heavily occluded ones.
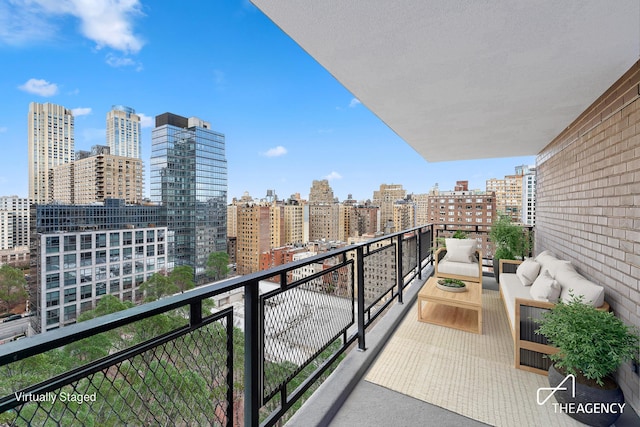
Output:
[1,310,235,427]
[362,243,396,311]
[402,235,417,282]
[262,261,353,403]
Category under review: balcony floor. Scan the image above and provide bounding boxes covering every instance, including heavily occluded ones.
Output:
[286,271,640,427]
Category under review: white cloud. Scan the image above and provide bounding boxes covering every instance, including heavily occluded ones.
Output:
[324,171,342,181]
[0,0,144,54]
[138,113,153,128]
[349,98,361,108]
[263,146,287,157]
[71,107,92,117]
[18,78,58,97]
[106,53,143,70]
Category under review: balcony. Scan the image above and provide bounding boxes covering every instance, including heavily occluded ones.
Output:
[5,223,636,426]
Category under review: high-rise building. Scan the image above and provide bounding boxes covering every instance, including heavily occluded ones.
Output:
[308,180,339,242]
[373,184,406,233]
[521,166,536,226]
[426,188,496,256]
[50,145,143,204]
[393,200,416,232]
[107,105,141,159]
[235,203,270,275]
[0,196,30,250]
[411,193,430,227]
[151,113,227,283]
[28,102,74,204]
[486,171,524,223]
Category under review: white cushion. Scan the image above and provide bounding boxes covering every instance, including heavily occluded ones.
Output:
[515,259,540,286]
[529,270,561,303]
[500,273,532,329]
[437,260,479,278]
[535,251,558,271]
[555,268,605,307]
[445,238,476,263]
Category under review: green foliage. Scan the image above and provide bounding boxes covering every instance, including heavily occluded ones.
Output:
[489,213,529,260]
[139,272,178,302]
[0,264,27,311]
[535,295,640,386]
[207,251,230,281]
[437,278,466,288]
[451,230,468,239]
[170,265,195,293]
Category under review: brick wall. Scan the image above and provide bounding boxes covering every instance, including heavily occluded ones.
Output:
[536,61,640,413]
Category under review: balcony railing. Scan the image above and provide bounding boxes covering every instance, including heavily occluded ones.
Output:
[0,225,433,427]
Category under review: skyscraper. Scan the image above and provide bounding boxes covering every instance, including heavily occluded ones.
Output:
[106,105,141,159]
[151,113,227,283]
[28,102,75,204]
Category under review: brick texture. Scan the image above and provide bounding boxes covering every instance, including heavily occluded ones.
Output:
[536,61,640,414]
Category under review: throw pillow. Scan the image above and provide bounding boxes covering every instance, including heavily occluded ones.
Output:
[555,268,605,307]
[534,250,558,272]
[516,258,541,286]
[445,238,476,263]
[529,270,561,302]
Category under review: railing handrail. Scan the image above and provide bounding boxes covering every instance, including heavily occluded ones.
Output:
[0,224,433,366]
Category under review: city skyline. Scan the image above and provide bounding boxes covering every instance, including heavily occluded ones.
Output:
[1,1,535,203]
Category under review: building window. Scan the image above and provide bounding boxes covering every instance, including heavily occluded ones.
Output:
[81,284,92,300]
[96,250,106,265]
[110,280,120,293]
[46,309,59,325]
[63,305,76,322]
[96,282,106,296]
[46,236,60,253]
[80,252,92,267]
[123,262,132,275]
[146,245,155,257]
[96,266,107,280]
[110,249,120,262]
[110,265,120,278]
[46,291,59,307]
[64,236,76,252]
[123,247,132,260]
[64,288,76,303]
[46,273,60,290]
[135,246,144,259]
[80,301,92,314]
[63,253,76,269]
[110,233,120,247]
[96,234,107,248]
[123,277,132,290]
[81,234,92,250]
[146,258,155,270]
[135,231,144,244]
[46,256,60,271]
[146,230,155,243]
[80,268,92,283]
[64,271,76,286]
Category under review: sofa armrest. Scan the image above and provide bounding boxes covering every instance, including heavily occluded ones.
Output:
[500,259,522,275]
[435,247,447,263]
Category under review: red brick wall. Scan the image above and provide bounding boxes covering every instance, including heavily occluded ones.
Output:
[536,61,640,412]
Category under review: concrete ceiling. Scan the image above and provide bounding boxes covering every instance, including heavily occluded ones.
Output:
[251,0,640,162]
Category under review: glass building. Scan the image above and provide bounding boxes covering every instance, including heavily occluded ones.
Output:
[151,113,227,283]
[31,199,171,333]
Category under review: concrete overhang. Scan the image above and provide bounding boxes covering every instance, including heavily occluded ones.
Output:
[252,0,640,162]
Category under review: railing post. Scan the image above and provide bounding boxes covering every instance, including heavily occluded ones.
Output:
[417,229,423,280]
[397,235,404,304]
[189,301,202,327]
[356,245,366,351]
[244,280,260,427]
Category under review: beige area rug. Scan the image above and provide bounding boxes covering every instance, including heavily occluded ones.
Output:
[365,290,583,427]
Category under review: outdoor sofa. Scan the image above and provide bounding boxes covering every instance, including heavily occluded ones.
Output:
[499,250,609,375]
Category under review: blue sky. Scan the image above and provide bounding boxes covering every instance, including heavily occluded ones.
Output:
[0,0,535,203]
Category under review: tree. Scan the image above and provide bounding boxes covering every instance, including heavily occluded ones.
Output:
[169,265,195,293]
[206,252,230,281]
[0,264,27,312]
[139,272,178,302]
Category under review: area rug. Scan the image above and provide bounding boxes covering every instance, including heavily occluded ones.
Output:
[365,290,583,427]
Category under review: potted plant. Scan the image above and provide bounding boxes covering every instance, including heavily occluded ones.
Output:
[535,296,640,427]
[488,213,529,282]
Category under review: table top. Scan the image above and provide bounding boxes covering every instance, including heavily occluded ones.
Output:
[419,276,482,307]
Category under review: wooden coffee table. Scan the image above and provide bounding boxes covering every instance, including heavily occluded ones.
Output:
[417,276,482,334]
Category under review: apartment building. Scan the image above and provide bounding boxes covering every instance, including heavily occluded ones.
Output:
[373,184,406,233]
[50,145,143,205]
[28,102,74,204]
[107,105,142,159]
[486,169,524,223]
[0,196,30,250]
